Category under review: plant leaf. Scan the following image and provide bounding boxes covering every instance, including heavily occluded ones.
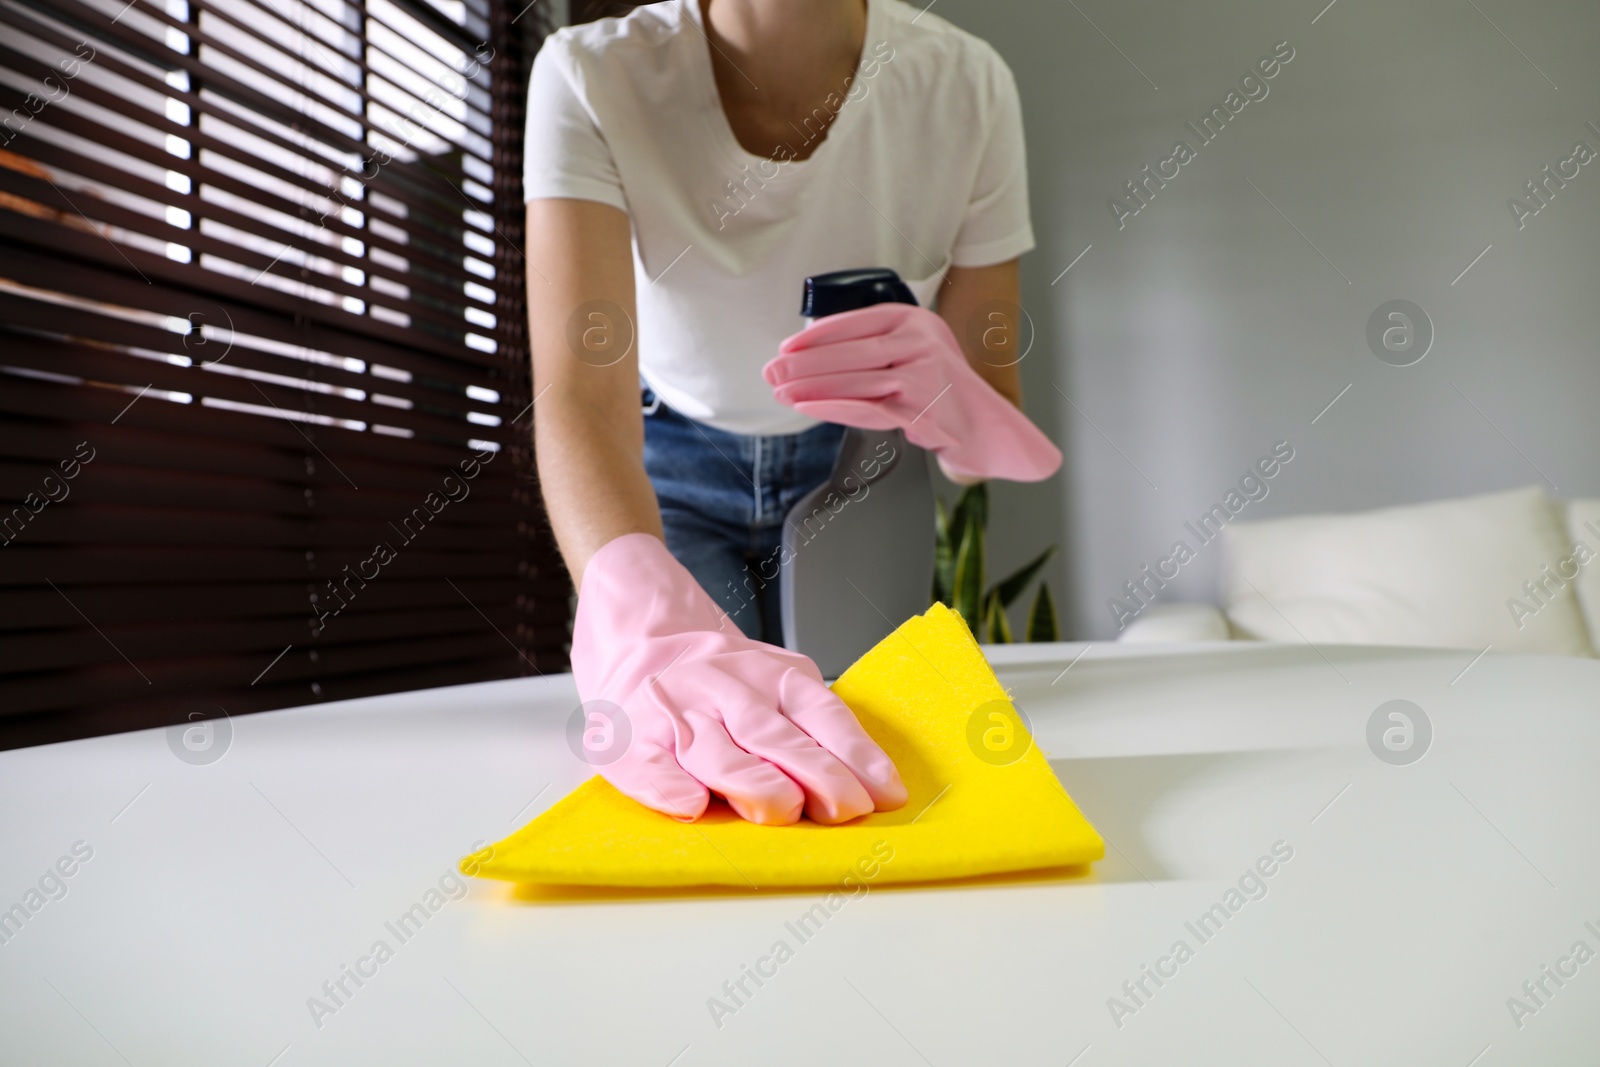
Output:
[932,496,952,606]
[937,484,988,611]
[950,482,988,542]
[991,544,1057,608]
[986,587,1013,644]
[952,517,984,631]
[941,483,985,607]
[1026,581,1060,643]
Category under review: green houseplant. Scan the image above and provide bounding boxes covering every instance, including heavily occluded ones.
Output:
[931,483,1059,643]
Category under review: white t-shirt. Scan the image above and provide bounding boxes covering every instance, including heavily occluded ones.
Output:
[524,0,1034,435]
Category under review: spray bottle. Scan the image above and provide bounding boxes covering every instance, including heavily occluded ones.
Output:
[778,268,936,677]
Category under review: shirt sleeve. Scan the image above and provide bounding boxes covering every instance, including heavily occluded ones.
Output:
[522,34,629,211]
[949,49,1035,268]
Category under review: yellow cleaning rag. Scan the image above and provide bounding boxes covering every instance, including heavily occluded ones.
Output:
[461,602,1103,888]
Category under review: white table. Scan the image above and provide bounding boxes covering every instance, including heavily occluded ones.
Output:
[2,641,1597,1066]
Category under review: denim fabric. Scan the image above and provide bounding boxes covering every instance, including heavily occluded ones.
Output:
[642,386,844,644]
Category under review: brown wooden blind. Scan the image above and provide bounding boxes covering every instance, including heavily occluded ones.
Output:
[0,0,568,747]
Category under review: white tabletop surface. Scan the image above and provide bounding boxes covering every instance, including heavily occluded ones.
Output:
[2,640,1598,1066]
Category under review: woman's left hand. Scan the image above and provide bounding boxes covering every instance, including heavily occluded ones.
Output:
[763,303,1061,482]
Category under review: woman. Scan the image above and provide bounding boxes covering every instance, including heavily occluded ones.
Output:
[525,0,1059,826]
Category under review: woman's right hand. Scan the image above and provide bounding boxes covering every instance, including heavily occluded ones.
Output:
[569,533,908,824]
[525,201,901,823]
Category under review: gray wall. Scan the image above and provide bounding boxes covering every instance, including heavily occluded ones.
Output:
[936,0,1600,639]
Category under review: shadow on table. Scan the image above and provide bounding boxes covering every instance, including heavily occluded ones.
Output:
[999,642,1466,680]
[1051,750,1309,885]
[488,747,1328,904]
[500,862,1097,906]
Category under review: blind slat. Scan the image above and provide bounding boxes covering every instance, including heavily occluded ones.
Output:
[0,208,500,365]
[0,133,493,316]
[0,328,511,427]
[0,577,529,627]
[0,245,515,387]
[0,334,509,443]
[0,165,483,341]
[0,546,535,585]
[0,461,521,525]
[0,421,524,497]
[2,630,538,716]
[2,604,534,673]
[8,502,529,549]
[0,378,521,475]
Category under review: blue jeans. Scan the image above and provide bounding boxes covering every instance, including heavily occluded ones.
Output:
[642,386,844,644]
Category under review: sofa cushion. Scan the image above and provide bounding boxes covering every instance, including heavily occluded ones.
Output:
[1563,498,1600,655]
[1220,485,1594,656]
[1118,603,1232,643]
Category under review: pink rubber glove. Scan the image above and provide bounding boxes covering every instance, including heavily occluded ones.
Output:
[569,533,908,825]
[764,303,1062,482]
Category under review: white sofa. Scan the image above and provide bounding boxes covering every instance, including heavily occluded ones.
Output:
[1117,486,1600,657]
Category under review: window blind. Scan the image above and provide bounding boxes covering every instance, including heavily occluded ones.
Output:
[0,0,568,747]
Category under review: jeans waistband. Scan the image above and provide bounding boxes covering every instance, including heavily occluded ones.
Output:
[640,385,844,528]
